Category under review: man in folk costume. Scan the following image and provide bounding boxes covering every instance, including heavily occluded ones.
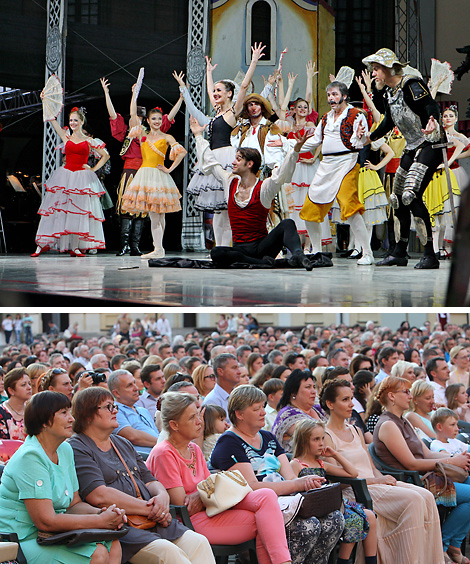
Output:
[362,48,443,269]
[189,116,314,270]
[297,81,374,265]
[231,93,291,228]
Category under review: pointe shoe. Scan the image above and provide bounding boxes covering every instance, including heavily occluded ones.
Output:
[31,245,50,257]
[357,254,374,266]
[70,249,85,257]
[141,248,165,259]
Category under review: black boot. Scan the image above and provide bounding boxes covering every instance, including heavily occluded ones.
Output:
[130,218,144,256]
[116,217,132,256]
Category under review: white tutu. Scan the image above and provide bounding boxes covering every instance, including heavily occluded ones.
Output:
[187,145,235,212]
[36,166,105,251]
[287,160,319,234]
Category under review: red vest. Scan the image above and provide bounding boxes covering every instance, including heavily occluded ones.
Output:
[228,177,269,243]
[321,107,362,151]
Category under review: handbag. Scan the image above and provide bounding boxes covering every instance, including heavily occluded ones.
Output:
[297,483,342,519]
[422,462,457,507]
[37,527,128,546]
[110,440,156,530]
[438,461,469,483]
[197,470,252,517]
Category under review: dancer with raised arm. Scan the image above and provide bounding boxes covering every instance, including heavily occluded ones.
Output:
[33,105,109,257]
[174,43,266,247]
[121,86,187,259]
[189,117,315,270]
[101,77,183,256]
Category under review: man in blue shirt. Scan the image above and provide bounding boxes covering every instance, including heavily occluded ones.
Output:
[203,353,241,423]
[108,369,159,454]
[135,364,166,420]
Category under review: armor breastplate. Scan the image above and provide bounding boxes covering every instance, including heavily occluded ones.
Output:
[388,88,425,151]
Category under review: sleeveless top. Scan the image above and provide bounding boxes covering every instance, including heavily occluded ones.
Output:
[140,138,167,167]
[64,141,90,172]
[373,411,425,470]
[325,424,376,480]
[295,458,325,479]
[288,127,314,160]
[209,114,234,150]
[228,178,269,243]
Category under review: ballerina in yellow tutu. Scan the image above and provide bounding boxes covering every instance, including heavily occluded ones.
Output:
[122,86,187,259]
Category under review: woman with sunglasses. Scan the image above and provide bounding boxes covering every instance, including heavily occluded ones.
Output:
[192,365,216,401]
[0,367,32,440]
[39,368,74,400]
[69,387,214,564]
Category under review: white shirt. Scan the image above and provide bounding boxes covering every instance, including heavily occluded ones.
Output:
[156,318,171,338]
[430,381,447,406]
[430,438,469,455]
[2,319,13,332]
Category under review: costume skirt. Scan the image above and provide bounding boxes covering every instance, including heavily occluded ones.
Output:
[285,160,319,234]
[35,167,105,251]
[187,145,235,212]
[121,167,182,215]
[330,167,387,226]
[423,167,460,228]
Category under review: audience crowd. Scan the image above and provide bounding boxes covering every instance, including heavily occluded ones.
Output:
[0,314,470,563]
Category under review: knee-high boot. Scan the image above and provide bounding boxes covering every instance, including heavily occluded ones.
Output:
[130,218,144,256]
[116,217,132,256]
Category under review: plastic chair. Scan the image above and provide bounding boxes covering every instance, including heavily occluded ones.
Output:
[325,474,373,510]
[368,443,422,486]
[170,505,257,564]
[0,440,23,464]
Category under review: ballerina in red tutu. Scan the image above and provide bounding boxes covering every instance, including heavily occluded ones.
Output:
[32,105,109,257]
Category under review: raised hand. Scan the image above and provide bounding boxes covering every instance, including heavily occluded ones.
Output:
[172,71,186,88]
[355,75,366,91]
[321,446,338,458]
[306,60,318,78]
[251,42,266,62]
[361,69,372,91]
[293,128,315,152]
[329,73,336,83]
[100,77,110,93]
[205,56,218,73]
[288,72,298,87]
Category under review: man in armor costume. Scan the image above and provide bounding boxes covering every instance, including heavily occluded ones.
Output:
[362,48,443,269]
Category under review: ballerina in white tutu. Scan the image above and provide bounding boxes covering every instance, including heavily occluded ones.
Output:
[33,106,109,257]
[121,86,187,259]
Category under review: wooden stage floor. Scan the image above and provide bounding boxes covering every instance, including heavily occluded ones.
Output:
[0,251,454,307]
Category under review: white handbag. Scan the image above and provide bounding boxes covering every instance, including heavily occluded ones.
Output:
[197,470,253,516]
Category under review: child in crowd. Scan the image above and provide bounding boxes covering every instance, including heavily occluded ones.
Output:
[291,419,377,564]
[446,383,470,423]
[430,407,470,455]
[262,378,284,432]
[202,404,229,461]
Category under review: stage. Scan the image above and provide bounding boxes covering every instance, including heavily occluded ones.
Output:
[0,251,454,307]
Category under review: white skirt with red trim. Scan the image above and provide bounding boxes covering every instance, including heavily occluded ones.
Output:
[35,166,106,251]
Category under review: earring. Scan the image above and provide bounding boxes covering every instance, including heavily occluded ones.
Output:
[292,396,296,400]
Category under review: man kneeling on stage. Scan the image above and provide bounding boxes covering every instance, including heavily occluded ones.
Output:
[189,116,315,270]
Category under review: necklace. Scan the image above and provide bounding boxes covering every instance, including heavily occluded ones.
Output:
[5,401,24,418]
[170,441,197,475]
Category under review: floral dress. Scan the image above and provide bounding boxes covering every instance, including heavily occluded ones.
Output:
[0,403,26,441]
[296,459,370,543]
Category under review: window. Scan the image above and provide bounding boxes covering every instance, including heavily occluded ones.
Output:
[68,0,99,24]
[246,0,277,66]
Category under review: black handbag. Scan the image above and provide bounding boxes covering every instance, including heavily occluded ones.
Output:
[297,483,342,519]
[36,527,128,546]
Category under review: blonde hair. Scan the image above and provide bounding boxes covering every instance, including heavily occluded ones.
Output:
[143,355,163,367]
[391,360,414,378]
[431,407,458,430]
[292,418,325,459]
[409,379,434,411]
[446,383,465,411]
[450,346,466,363]
[376,375,411,407]
[192,364,213,397]
[227,385,265,425]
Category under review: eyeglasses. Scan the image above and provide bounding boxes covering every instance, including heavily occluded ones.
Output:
[396,389,411,396]
[204,375,216,380]
[51,368,67,375]
[97,403,119,413]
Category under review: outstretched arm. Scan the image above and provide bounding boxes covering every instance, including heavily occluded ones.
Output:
[100,77,117,120]
[173,71,211,126]
[205,57,218,110]
[233,43,266,116]
[305,60,318,108]
[167,93,184,122]
[280,72,298,113]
